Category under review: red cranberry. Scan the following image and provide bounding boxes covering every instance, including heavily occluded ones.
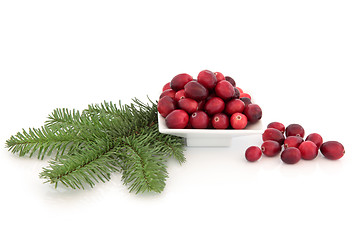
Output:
[190,111,209,129]
[233,87,240,99]
[245,146,262,162]
[197,70,217,89]
[281,147,301,164]
[215,80,235,100]
[157,96,176,118]
[225,99,245,115]
[267,122,285,133]
[262,128,285,145]
[240,97,251,107]
[162,82,171,91]
[170,73,193,91]
[211,113,229,129]
[236,87,243,93]
[214,72,225,81]
[184,80,209,101]
[244,104,262,123]
[320,141,345,160]
[239,92,251,99]
[305,133,323,149]
[285,124,305,138]
[298,141,318,160]
[160,89,176,99]
[178,98,198,114]
[174,89,186,102]
[165,109,189,129]
[230,113,247,129]
[284,136,303,149]
[261,140,281,157]
[204,97,225,115]
[225,76,236,86]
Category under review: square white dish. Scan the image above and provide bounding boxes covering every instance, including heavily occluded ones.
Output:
[158,113,264,147]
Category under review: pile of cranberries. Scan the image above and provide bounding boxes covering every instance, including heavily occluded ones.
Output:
[158,70,262,129]
[245,122,345,164]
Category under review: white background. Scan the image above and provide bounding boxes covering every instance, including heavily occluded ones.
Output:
[0,0,359,239]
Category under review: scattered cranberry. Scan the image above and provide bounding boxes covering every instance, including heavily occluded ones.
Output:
[261,140,281,157]
[184,80,209,101]
[244,104,262,123]
[160,89,176,99]
[267,122,285,133]
[178,98,198,114]
[240,97,251,107]
[224,76,236,86]
[236,87,243,93]
[285,124,305,138]
[230,113,248,129]
[225,99,245,115]
[239,92,251,99]
[157,96,176,118]
[215,80,235,100]
[305,133,323,149]
[211,113,229,129]
[174,89,186,102]
[165,109,189,129]
[320,141,345,160]
[298,141,318,160]
[197,70,217,89]
[214,72,225,81]
[281,147,301,164]
[162,82,171,91]
[245,146,262,162]
[170,73,193,91]
[262,128,285,145]
[284,136,303,149]
[190,111,209,129]
[204,97,225,115]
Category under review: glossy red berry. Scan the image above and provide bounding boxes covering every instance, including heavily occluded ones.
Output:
[214,72,225,81]
[262,128,285,145]
[236,87,243,93]
[197,70,217,89]
[245,146,262,162]
[230,113,247,129]
[215,80,235,100]
[170,73,193,91]
[178,98,198,114]
[174,89,186,102]
[320,141,345,160]
[225,99,245,115]
[281,147,301,164]
[284,136,303,149]
[285,124,305,138]
[267,122,285,133]
[204,97,225,115]
[239,92,251,99]
[261,140,281,157]
[244,104,262,123]
[224,76,236,86]
[211,113,229,129]
[190,111,209,129]
[298,141,318,160]
[184,80,209,101]
[165,109,189,129]
[157,96,176,118]
[240,97,251,107]
[162,82,171,91]
[160,89,176,99]
[305,133,323,149]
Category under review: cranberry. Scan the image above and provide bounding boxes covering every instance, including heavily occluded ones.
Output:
[197,100,206,111]
[204,97,225,115]
[320,141,345,160]
[240,97,251,107]
[184,80,209,101]
[215,80,235,100]
[190,111,209,129]
[174,89,186,102]
[236,87,243,93]
[262,128,285,145]
[244,104,262,123]
[281,147,301,164]
[305,133,323,149]
[298,141,318,160]
[233,87,240,99]
[160,89,176,99]
[285,124,305,138]
[165,109,189,129]
[267,122,285,133]
[225,99,245,115]
[211,113,229,129]
[214,72,225,81]
[230,113,247,129]
[197,70,217,89]
[162,82,171,91]
[284,136,303,149]
[178,98,198,114]
[225,76,236,86]
[157,96,176,118]
[245,146,262,162]
[170,73,193,91]
[261,140,281,157]
[239,92,251,99]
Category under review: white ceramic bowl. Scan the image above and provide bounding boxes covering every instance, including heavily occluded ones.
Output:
[158,113,264,147]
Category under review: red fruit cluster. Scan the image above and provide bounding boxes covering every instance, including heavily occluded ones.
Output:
[245,122,345,163]
[158,70,262,129]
